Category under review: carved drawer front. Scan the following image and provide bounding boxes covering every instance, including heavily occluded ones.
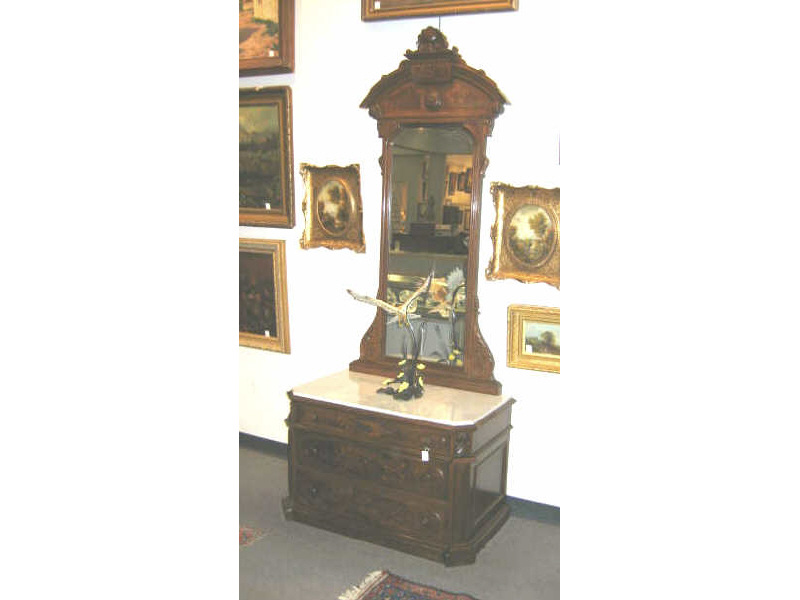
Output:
[294,471,450,543]
[291,400,452,456]
[295,432,449,500]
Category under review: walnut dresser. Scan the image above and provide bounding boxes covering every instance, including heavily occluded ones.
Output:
[282,370,514,566]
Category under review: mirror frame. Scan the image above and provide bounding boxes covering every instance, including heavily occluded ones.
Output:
[349,27,507,395]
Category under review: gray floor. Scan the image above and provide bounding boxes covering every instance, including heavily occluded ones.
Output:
[240,441,559,600]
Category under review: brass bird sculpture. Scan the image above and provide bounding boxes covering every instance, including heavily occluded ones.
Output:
[347,270,434,328]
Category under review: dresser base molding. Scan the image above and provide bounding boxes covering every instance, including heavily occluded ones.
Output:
[281,493,511,566]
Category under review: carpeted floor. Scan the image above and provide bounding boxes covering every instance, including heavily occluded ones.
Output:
[240,438,559,600]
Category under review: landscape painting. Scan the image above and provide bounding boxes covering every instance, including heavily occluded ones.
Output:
[239,0,280,62]
[240,0,294,74]
[239,87,294,227]
[507,305,559,372]
[507,204,557,267]
[299,164,365,252]
[239,105,282,210]
[486,183,560,288]
[523,320,560,357]
[316,180,352,235]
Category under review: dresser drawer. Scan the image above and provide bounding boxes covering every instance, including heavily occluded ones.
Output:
[290,399,453,457]
[294,431,449,500]
[294,470,450,543]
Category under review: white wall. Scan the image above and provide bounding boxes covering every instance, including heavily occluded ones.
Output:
[239,0,560,507]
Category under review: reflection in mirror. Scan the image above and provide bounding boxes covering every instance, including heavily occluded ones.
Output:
[386,126,473,367]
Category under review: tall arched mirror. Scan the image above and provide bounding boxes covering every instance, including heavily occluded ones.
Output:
[350,27,507,395]
[386,126,472,365]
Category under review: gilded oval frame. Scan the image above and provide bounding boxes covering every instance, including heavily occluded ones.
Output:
[299,163,365,253]
[486,183,560,288]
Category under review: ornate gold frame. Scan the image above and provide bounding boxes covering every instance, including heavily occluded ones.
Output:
[239,0,295,75]
[239,238,291,353]
[299,163,365,253]
[362,0,517,21]
[239,87,295,228]
[508,305,559,373]
[486,183,560,288]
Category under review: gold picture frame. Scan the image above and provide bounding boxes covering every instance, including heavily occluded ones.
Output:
[508,305,559,373]
[240,87,295,228]
[362,0,518,21]
[299,163,365,253]
[239,0,295,76]
[486,183,560,288]
[239,238,291,353]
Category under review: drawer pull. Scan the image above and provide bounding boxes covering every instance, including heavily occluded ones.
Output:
[309,485,318,497]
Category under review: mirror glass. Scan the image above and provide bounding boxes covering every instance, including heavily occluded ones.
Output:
[385,126,473,367]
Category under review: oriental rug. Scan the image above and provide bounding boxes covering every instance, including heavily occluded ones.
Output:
[338,570,481,600]
[239,525,265,548]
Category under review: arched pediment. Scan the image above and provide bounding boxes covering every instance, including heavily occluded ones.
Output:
[360,27,508,124]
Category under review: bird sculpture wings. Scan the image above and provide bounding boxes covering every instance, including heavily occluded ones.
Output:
[427,266,466,318]
[347,270,433,328]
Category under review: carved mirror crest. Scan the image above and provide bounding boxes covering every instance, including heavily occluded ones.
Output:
[349,27,507,395]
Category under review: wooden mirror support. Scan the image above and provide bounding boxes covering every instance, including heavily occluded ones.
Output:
[350,27,507,395]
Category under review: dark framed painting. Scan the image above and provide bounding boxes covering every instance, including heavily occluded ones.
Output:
[486,183,560,288]
[239,87,294,228]
[362,0,518,21]
[239,0,295,75]
[507,305,559,373]
[239,238,291,353]
[299,164,365,253]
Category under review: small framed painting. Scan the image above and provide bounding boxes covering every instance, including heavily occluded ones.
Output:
[240,238,291,353]
[486,183,560,288]
[299,163,365,253]
[239,0,295,75]
[362,0,518,21]
[239,87,294,228]
[507,305,559,373]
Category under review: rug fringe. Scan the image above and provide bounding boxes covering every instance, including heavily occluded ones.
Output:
[338,570,386,600]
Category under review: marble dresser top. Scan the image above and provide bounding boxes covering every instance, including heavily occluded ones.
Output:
[290,370,512,426]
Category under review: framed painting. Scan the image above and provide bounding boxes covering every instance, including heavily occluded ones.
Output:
[507,305,559,373]
[362,0,517,20]
[486,183,560,288]
[299,164,365,253]
[239,238,291,353]
[239,0,295,75]
[239,87,294,228]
